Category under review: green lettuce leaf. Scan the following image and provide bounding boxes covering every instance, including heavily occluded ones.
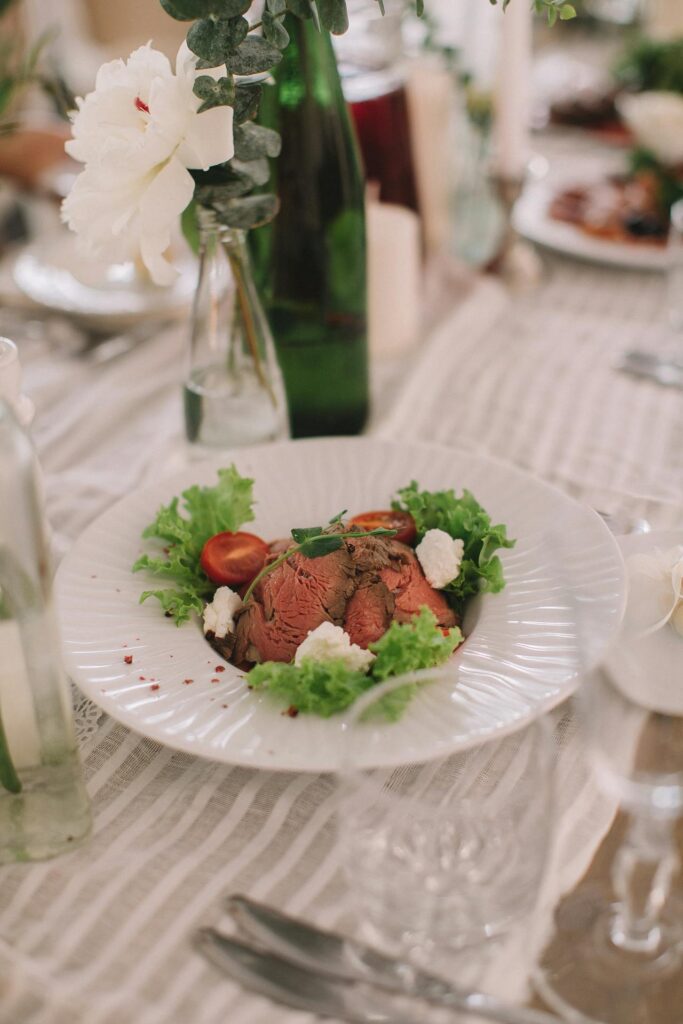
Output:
[248,658,373,717]
[132,466,255,625]
[392,481,515,613]
[247,608,463,721]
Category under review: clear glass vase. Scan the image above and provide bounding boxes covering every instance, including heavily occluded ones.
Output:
[0,400,91,862]
[184,213,289,450]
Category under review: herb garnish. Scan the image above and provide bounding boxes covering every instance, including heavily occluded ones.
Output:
[242,510,396,603]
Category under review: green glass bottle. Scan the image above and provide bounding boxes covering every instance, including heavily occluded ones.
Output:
[251,15,369,438]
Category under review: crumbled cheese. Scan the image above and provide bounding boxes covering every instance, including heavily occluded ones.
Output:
[415,529,464,589]
[294,621,375,673]
[203,587,243,638]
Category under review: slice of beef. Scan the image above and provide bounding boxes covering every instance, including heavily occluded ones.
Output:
[204,630,236,662]
[233,543,355,665]
[380,541,458,628]
[344,533,394,574]
[343,578,395,649]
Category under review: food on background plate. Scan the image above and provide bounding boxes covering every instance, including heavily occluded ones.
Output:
[133,469,514,719]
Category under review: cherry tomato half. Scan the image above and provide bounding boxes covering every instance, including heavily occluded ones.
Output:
[200,531,269,586]
[348,510,417,547]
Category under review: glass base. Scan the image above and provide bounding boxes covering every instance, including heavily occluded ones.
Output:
[0,757,91,863]
[535,883,683,1024]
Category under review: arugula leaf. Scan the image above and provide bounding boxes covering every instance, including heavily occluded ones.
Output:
[133,466,255,625]
[247,607,463,721]
[393,481,515,613]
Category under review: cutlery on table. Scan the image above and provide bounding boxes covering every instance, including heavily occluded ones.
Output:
[194,894,563,1024]
[617,350,683,389]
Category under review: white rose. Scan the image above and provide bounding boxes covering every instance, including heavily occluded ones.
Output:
[62,42,234,285]
[618,91,683,168]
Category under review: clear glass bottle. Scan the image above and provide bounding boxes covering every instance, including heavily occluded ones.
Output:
[0,400,91,862]
[184,212,289,450]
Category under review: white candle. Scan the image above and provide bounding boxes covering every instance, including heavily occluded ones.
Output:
[0,621,42,770]
[494,0,532,179]
[367,199,421,358]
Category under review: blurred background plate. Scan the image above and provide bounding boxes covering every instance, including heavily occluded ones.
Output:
[12,231,197,332]
[514,177,669,272]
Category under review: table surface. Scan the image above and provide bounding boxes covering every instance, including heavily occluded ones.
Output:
[1,126,682,1024]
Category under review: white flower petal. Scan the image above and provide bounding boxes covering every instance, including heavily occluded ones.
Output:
[178,104,234,170]
[138,157,194,284]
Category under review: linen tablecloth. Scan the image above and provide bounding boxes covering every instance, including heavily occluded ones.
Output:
[0,239,681,1023]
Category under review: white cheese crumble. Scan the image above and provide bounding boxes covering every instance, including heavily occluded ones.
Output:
[203,587,243,638]
[294,621,375,673]
[415,529,465,589]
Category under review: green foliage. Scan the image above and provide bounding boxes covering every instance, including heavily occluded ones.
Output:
[234,122,282,160]
[248,608,462,719]
[133,466,255,625]
[490,0,576,25]
[187,16,249,65]
[629,148,683,215]
[393,481,515,614]
[614,37,683,95]
[194,74,235,112]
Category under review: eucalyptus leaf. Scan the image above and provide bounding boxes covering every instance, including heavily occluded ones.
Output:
[234,121,281,160]
[159,0,229,19]
[262,10,290,49]
[224,36,283,75]
[318,0,348,34]
[286,0,314,18]
[266,0,287,13]
[193,74,235,111]
[211,193,280,230]
[291,526,323,543]
[230,156,270,187]
[233,82,262,123]
[187,16,249,66]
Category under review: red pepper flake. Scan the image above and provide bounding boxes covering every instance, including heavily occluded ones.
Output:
[183,678,194,685]
[139,675,146,681]
[222,704,229,708]
[124,655,133,665]
[215,665,225,673]
[135,96,150,114]
[285,706,299,718]
[211,678,219,684]
[150,683,160,692]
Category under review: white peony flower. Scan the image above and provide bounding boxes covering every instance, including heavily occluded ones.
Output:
[62,42,234,285]
[617,91,683,169]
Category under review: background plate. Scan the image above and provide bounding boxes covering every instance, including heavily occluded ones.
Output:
[56,438,626,771]
[514,179,668,273]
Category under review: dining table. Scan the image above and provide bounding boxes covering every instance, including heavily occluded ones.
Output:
[0,121,682,1024]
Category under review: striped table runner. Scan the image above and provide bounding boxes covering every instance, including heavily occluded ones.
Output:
[1,249,680,1023]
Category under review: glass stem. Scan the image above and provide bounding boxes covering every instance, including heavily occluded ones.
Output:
[0,711,21,794]
[610,813,678,954]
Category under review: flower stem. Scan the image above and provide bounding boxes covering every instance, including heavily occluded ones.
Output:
[0,712,21,794]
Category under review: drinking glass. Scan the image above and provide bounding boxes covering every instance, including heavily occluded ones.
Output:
[336,668,555,982]
[536,528,683,1024]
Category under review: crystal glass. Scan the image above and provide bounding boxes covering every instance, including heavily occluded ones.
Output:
[536,527,683,1024]
[336,669,555,981]
[184,211,289,450]
[0,400,91,862]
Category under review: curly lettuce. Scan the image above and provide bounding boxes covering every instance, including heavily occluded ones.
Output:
[392,481,515,613]
[132,466,255,625]
[248,608,463,721]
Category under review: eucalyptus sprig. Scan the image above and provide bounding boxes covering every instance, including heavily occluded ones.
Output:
[491,0,576,25]
[242,510,396,604]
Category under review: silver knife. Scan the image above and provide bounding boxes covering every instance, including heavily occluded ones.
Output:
[223,894,562,1024]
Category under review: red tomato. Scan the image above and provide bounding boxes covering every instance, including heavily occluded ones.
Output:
[200,531,269,586]
[348,510,417,547]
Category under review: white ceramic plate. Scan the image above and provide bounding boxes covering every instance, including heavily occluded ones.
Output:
[56,438,626,771]
[13,232,196,331]
[514,179,668,273]
[607,530,683,717]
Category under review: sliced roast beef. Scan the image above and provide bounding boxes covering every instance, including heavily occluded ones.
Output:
[233,543,355,664]
[379,542,458,628]
[343,579,395,648]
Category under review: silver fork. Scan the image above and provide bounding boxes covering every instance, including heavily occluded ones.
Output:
[194,894,564,1024]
